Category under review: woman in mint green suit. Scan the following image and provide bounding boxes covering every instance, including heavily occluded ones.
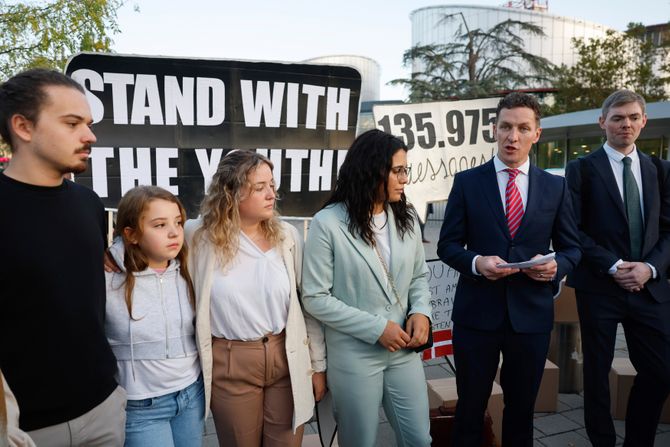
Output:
[302,130,432,447]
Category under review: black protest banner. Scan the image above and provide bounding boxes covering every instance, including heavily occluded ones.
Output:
[65,53,361,217]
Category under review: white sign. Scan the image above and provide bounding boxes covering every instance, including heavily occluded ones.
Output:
[426,259,459,332]
[422,259,460,361]
[373,98,500,222]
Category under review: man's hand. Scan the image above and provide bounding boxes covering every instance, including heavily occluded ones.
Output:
[405,313,430,349]
[103,250,122,273]
[378,320,411,352]
[476,256,519,280]
[613,261,652,292]
[522,255,558,282]
[312,372,327,402]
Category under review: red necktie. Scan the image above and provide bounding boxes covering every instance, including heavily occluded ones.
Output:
[505,168,524,238]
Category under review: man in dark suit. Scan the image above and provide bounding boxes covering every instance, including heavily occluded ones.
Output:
[438,92,581,447]
[565,90,670,447]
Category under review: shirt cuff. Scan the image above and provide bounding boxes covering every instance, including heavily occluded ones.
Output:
[608,259,624,275]
[645,262,658,279]
[472,255,481,276]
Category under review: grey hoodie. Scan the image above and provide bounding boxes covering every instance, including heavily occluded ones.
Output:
[104,239,197,379]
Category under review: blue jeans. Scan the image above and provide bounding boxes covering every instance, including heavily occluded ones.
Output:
[124,375,205,447]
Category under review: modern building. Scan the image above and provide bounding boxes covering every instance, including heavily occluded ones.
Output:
[409,3,612,89]
[303,54,381,104]
[645,22,670,47]
[536,101,670,172]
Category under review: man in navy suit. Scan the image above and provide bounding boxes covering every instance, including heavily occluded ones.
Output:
[565,90,670,447]
[438,92,581,446]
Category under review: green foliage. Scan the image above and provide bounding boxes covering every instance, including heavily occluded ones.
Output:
[391,15,554,102]
[549,23,670,115]
[0,0,126,79]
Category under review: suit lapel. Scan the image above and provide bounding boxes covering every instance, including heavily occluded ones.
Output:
[279,231,296,294]
[591,148,627,221]
[516,165,545,237]
[480,160,510,238]
[639,151,658,254]
[335,217,393,304]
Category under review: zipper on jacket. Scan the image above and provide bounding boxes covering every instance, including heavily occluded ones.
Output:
[159,276,169,358]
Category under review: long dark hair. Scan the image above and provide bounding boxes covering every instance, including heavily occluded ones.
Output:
[324,129,416,245]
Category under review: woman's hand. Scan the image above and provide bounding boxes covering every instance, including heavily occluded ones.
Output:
[378,320,411,352]
[405,314,430,349]
[312,372,327,402]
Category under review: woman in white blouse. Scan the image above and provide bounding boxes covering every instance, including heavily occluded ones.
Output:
[184,150,326,447]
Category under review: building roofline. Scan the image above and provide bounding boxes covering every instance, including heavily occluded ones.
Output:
[410,4,612,31]
[302,54,381,69]
[541,101,670,129]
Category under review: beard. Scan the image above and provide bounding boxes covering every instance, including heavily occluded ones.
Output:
[66,146,91,174]
[68,159,88,174]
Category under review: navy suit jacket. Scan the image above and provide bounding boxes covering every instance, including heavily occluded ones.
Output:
[438,159,581,333]
[565,147,670,302]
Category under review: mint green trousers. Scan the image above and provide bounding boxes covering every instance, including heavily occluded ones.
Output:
[326,330,431,447]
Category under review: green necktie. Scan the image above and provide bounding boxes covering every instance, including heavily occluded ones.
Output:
[623,156,644,260]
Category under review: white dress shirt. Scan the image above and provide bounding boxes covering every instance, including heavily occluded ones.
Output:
[603,143,645,223]
[471,156,530,275]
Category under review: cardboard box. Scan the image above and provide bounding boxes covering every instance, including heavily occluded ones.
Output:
[427,377,503,446]
[536,359,560,412]
[554,282,579,323]
[494,359,559,413]
[609,357,670,422]
[609,357,636,420]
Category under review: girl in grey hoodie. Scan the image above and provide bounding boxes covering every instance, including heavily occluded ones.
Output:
[105,186,203,447]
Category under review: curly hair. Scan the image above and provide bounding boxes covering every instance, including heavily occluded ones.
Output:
[195,150,283,268]
[114,185,195,319]
[324,129,417,245]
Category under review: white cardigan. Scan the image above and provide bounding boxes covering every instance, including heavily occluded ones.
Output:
[184,219,326,429]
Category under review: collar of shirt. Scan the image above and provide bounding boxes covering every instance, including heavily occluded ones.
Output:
[493,155,530,210]
[603,141,639,164]
[602,142,645,222]
[494,154,530,176]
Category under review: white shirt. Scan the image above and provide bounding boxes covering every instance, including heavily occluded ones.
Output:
[494,155,530,213]
[603,143,656,277]
[471,156,530,275]
[118,357,200,400]
[372,210,391,269]
[372,210,392,290]
[210,233,290,341]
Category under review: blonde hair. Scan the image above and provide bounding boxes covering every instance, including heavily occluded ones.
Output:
[114,186,195,318]
[195,150,283,268]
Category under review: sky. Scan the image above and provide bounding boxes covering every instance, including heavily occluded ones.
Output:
[111,0,670,100]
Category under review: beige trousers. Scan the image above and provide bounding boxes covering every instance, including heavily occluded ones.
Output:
[26,386,126,447]
[211,332,304,447]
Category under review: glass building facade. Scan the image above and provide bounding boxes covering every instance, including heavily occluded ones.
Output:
[535,102,670,171]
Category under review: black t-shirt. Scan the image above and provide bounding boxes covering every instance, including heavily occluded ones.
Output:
[0,173,117,431]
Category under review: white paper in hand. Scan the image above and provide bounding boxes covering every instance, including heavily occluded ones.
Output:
[496,252,556,269]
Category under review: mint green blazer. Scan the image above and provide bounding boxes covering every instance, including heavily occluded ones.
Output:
[301,203,432,346]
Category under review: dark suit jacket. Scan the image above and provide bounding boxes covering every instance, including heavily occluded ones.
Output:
[438,159,581,334]
[565,147,670,302]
